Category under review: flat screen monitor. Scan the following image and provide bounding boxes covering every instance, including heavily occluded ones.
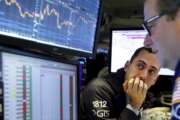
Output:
[0,0,101,56]
[110,29,174,76]
[0,51,78,120]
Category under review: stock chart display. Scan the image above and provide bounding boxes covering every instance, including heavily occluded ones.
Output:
[0,0,100,54]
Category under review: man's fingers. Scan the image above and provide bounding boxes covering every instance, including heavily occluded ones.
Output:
[128,78,134,89]
[144,83,148,90]
[125,78,134,94]
[138,80,144,94]
[134,78,140,91]
[123,80,128,91]
[126,78,148,96]
[142,83,148,95]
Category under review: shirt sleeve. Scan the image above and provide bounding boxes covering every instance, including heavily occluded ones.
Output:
[126,104,140,116]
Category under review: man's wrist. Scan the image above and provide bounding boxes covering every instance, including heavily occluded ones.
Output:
[126,104,141,116]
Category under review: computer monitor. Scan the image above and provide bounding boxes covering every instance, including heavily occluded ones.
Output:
[0,50,78,120]
[0,0,101,56]
[110,28,174,76]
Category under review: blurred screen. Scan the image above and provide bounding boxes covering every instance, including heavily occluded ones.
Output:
[111,29,174,76]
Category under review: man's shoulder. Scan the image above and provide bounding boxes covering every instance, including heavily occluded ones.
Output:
[81,77,116,97]
[86,77,110,90]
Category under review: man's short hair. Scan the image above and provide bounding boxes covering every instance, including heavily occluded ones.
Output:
[144,0,180,20]
[157,0,180,20]
[130,47,156,63]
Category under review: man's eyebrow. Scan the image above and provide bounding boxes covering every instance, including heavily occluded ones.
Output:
[151,66,159,72]
[137,60,146,65]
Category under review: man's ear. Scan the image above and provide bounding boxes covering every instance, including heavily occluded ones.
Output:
[124,61,130,72]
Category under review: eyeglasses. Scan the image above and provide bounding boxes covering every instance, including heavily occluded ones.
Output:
[142,13,165,36]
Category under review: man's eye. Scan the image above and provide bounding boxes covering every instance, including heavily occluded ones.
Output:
[148,20,159,29]
[149,69,156,76]
[137,63,144,70]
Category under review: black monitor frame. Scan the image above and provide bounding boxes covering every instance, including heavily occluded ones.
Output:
[0,46,80,120]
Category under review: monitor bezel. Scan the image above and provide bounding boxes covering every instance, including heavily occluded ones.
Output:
[0,46,80,120]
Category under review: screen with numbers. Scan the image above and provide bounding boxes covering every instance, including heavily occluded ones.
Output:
[0,50,78,120]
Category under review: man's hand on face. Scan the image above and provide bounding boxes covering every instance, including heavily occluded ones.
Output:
[123,77,148,109]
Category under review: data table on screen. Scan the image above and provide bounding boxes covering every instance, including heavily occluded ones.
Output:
[2,52,78,120]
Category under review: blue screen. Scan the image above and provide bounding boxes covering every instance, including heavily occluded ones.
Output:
[0,0,100,54]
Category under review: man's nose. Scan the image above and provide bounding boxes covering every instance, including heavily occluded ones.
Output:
[144,35,153,47]
[138,70,148,82]
[144,35,159,53]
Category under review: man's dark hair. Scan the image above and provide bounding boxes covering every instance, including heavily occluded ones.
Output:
[157,0,180,20]
[144,0,180,20]
[130,47,156,63]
